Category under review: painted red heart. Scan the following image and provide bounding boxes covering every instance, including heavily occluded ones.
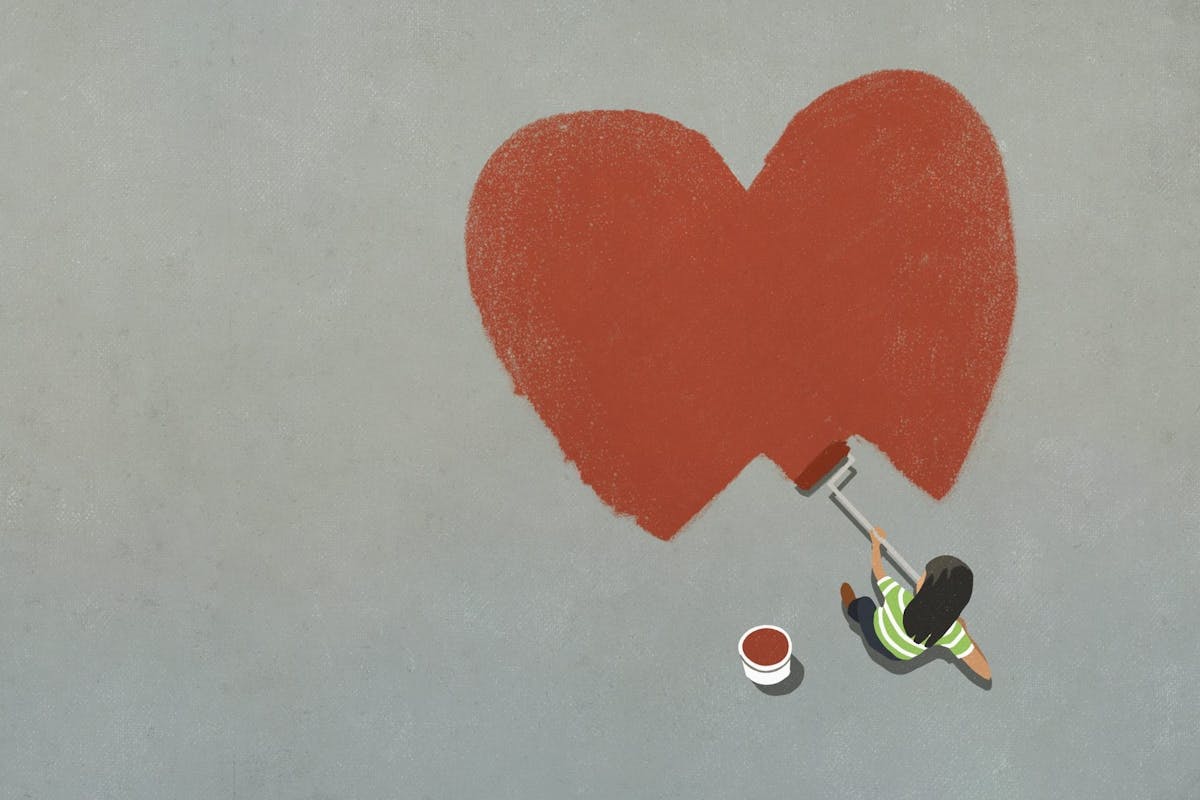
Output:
[466,70,1016,540]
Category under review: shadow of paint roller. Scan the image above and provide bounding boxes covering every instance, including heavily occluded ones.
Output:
[793,440,921,586]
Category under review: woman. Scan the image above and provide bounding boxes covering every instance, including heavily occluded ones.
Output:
[841,527,991,681]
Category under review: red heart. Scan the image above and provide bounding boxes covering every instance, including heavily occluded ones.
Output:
[466,70,1016,540]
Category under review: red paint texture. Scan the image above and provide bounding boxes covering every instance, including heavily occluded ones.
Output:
[466,70,1016,540]
[742,628,790,667]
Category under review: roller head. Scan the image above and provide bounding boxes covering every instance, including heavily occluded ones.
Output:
[793,441,851,493]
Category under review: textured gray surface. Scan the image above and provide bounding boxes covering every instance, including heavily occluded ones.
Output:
[2,2,1199,798]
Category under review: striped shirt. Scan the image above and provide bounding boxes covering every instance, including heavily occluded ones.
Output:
[873,576,975,661]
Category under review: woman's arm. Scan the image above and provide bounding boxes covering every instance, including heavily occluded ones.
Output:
[870,528,887,582]
[959,622,992,681]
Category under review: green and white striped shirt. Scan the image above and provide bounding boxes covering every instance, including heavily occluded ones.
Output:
[873,576,975,661]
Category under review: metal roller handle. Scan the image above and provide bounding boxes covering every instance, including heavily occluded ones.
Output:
[826,483,921,586]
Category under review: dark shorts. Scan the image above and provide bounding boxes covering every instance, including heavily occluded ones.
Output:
[847,596,900,660]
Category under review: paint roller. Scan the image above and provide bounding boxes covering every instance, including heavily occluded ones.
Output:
[793,440,921,586]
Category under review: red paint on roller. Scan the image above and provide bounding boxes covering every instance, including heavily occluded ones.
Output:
[466,70,1016,539]
[793,441,851,492]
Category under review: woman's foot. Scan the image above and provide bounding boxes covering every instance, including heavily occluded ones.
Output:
[839,582,856,611]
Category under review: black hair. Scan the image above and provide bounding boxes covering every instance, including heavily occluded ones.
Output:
[903,555,973,646]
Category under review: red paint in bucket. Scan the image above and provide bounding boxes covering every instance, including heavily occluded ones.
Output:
[743,628,789,666]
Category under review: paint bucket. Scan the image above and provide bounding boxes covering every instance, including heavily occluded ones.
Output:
[738,625,792,685]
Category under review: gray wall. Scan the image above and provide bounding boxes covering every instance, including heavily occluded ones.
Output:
[1,2,1197,797]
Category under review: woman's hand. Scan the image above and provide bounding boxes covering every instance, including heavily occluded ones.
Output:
[869,528,887,581]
